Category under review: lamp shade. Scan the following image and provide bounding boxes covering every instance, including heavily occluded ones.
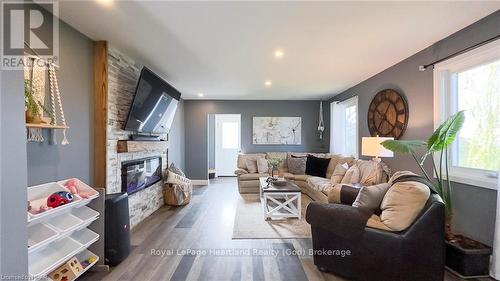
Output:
[362,137,394,158]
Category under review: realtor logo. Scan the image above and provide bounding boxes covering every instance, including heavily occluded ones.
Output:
[1,1,59,69]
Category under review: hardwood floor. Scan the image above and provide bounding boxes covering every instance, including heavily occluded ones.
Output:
[81,177,492,281]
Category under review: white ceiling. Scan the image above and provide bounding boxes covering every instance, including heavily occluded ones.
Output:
[58,1,499,100]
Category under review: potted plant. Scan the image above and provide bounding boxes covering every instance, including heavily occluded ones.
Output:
[382,111,492,278]
[25,79,42,124]
[268,158,284,178]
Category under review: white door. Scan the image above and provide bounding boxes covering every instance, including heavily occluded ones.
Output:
[215,114,241,176]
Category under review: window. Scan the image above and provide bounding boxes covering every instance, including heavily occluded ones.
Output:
[330,96,358,157]
[222,122,239,149]
[434,39,500,189]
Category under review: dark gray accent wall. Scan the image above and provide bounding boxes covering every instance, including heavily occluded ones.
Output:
[184,100,330,180]
[26,20,94,186]
[1,64,29,276]
[329,11,500,246]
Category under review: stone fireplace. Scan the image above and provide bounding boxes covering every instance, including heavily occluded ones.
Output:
[106,46,166,228]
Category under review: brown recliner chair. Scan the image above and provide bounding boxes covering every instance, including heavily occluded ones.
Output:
[306,186,445,281]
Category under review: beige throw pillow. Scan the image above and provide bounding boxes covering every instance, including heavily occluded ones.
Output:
[341,165,360,184]
[257,158,269,174]
[331,163,349,184]
[379,180,430,231]
[237,153,266,169]
[245,159,258,173]
[326,155,355,179]
[357,159,385,185]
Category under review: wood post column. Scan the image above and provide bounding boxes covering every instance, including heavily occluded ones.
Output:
[93,41,108,189]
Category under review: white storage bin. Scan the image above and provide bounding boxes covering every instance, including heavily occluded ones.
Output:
[28,182,82,222]
[45,214,83,234]
[71,228,99,248]
[28,223,58,253]
[28,237,82,277]
[71,206,99,224]
[57,178,99,203]
[75,249,99,273]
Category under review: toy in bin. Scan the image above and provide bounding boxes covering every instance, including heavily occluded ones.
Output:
[49,257,83,281]
[47,191,74,208]
[80,256,98,268]
[64,179,95,199]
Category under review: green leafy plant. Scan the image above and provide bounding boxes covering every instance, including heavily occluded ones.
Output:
[381,111,465,239]
[24,79,40,118]
[268,158,284,177]
[37,101,55,124]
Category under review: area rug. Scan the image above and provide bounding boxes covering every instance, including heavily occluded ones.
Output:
[232,193,312,239]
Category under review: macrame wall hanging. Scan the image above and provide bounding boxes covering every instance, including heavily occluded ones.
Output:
[317,101,325,140]
[25,56,69,144]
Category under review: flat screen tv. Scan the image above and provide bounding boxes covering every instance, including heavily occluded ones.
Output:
[124,67,181,134]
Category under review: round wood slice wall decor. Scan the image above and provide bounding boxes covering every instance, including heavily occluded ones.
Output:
[367,89,408,139]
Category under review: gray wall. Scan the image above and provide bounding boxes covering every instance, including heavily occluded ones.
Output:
[26,20,94,186]
[184,100,330,180]
[168,99,185,170]
[329,11,500,246]
[1,60,29,276]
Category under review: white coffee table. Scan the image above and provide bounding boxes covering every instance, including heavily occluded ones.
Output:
[259,177,301,220]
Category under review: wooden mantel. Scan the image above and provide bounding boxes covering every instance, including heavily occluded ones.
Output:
[117,140,169,153]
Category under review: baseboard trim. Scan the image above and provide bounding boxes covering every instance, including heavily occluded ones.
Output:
[191,180,210,186]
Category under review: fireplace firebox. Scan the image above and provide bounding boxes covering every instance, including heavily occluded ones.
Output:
[121,156,162,195]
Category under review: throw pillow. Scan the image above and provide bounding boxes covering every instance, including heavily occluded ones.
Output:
[341,165,360,184]
[257,158,269,174]
[287,157,306,175]
[331,163,349,184]
[305,155,330,177]
[168,163,185,177]
[352,183,391,214]
[245,159,258,173]
[357,159,385,185]
[237,153,266,169]
[325,155,355,179]
[379,180,431,231]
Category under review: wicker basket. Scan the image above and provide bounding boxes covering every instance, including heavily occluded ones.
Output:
[163,171,192,206]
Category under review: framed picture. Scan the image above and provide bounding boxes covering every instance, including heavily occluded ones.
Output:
[252,117,301,145]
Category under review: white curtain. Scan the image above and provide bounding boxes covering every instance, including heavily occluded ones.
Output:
[330,101,344,153]
[491,174,500,279]
[330,96,358,157]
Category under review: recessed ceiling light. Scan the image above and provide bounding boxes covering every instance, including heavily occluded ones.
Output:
[274,49,284,58]
[197,92,204,97]
[96,0,114,7]
[265,80,272,87]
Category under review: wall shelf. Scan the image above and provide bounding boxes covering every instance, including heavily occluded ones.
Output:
[117,140,169,153]
[26,123,69,130]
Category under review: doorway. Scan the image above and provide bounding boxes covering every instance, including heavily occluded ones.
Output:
[213,114,241,177]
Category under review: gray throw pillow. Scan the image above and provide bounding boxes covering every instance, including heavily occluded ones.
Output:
[352,183,391,212]
[287,157,306,175]
[169,162,185,177]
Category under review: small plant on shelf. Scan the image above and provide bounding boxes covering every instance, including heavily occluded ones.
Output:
[37,100,55,125]
[24,79,42,123]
